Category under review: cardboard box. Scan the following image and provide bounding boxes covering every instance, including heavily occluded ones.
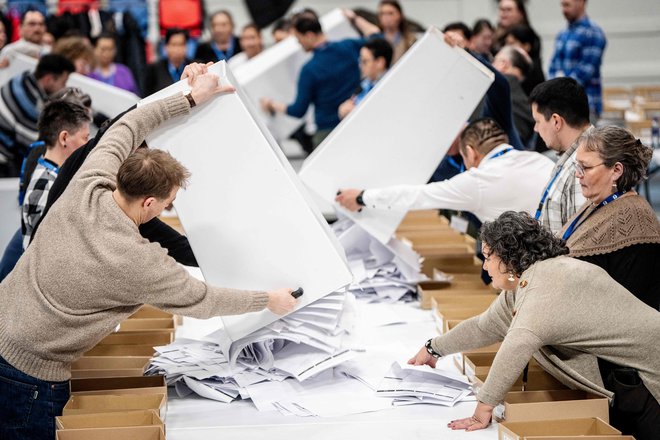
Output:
[422,255,483,275]
[118,318,175,332]
[433,303,491,334]
[84,344,156,357]
[97,331,173,346]
[464,353,541,381]
[457,344,502,373]
[496,390,609,423]
[71,356,151,379]
[56,409,164,430]
[498,418,621,440]
[56,425,164,440]
[62,393,166,417]
[419,286,494,310]
[473,369,568,393]
[70,375,167,396]
[129,306,173,320]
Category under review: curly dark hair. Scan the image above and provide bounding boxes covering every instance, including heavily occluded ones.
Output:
[480,211,569,276]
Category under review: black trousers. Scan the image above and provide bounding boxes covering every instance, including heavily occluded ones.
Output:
[599,358,660,440]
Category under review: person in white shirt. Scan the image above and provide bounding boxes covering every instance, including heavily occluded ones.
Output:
[335,118,554,223]
[0,11,50,67]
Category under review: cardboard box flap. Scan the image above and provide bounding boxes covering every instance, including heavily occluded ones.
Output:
[70,375,166,394]
[62,393,166,415]
[499,417,621,439]
[56,425,164,440]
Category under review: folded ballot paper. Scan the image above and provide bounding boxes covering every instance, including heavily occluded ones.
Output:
[299,27,495,243]
[147,289,357,403]
[376,361,472,407]
[139,61,352,346]
[333,216,427,302]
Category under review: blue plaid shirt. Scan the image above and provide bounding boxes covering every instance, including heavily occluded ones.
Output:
[549,16,607,115]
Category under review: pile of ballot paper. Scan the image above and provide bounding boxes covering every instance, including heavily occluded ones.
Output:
[333,217,427,302]
[147,290,357,403]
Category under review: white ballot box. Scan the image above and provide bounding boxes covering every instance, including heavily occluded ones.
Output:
[232,9,359,141]
[140,62,352,343]
[0,178,20,253]
[299,27,494,243]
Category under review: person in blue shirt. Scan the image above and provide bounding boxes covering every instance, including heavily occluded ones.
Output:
[260,13,376,149]
[548,0,606,120]
[338,38,393,120]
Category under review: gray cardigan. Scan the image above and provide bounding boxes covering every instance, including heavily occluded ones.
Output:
[432,256,660,406]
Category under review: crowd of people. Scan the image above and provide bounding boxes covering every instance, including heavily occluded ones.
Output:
[0,1,657,440]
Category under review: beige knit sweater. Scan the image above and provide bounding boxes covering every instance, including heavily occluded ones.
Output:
[0,94,269,382]
[432,256,660,406]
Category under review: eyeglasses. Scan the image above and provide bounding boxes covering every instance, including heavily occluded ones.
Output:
[575,162,605,177]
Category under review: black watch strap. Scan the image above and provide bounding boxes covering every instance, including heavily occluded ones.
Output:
[425,338,441,358]
[356,190,366,207]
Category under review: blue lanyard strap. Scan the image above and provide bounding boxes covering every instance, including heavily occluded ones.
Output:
[212,39,235,61]
[447,156,465,173]
[37,156,59,174]
[562,191,625,240]
[534,165,564,220]
[486,148,513,160]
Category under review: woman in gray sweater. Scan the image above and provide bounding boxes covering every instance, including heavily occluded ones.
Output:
[409,211,660,439]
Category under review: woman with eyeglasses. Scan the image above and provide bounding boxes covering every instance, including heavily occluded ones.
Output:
[562,125,660,310]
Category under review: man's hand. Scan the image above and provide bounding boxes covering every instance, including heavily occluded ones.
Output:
[335,188,363,212]
[189,73,235,106]
[181,61,214,84]
[448,402,493,431]
[338,98,356,120]
[266,288,298,315]
[407,344,438,368]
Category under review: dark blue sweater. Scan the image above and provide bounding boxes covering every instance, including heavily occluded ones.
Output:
[287,38,364,131]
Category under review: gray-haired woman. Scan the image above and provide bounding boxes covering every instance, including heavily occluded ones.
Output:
[409,211,660,439]
[563,125,660,310]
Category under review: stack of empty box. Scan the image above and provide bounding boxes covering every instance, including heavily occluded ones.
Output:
[56,306,176,439]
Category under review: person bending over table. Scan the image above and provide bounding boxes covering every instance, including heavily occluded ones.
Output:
[408,211,660,439]
[0,70,297,440]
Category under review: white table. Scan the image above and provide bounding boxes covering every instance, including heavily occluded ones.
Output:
[165,302,499,440]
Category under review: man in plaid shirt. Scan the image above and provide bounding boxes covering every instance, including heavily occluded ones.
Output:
[530,78,591,234]
[21,100,91,249]
[548,0,607,119]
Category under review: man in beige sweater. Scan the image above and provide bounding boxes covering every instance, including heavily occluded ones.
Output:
[0,68,297,439]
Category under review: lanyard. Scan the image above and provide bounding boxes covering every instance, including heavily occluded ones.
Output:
[562,191,625,240]
[486,147,513,160]
[37,156,59,174]
[534,165,563,220]
[212,39,235,61]
[447,156,465,173]
[167,63,184,83]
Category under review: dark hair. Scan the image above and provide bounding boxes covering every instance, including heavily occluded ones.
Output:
[499,45,531,79]
[364,38,393,69]
[210,10,234,27]
[47,86,92,108]
[292,15,322,35]
[460,118,509,155]
[379,0,410,37]
[117,149,190,201]
[443,22,472,40]
[506,25,540,58]
[499,0,530,26]
[241,23,260,34]
[20,9,45,25]
[578,126,654,191]
[272,18,291,33]
[38,100,91,148]
[94,31,118,46]
[472,19,494,36]
[34,54,75,80]
[165,28,189,44]
[529,78,590,128]
[481,211,569,277]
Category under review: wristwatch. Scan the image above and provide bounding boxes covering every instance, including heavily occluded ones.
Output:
[184,91,196,108]
[356,190,366,207]
[425,338,441,358]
